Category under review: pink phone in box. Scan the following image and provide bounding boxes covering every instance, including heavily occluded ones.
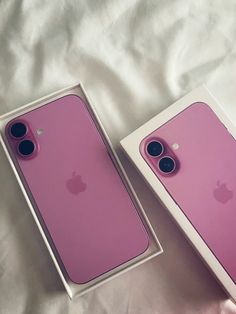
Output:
[140,102,236,284]
[4,94,149,284]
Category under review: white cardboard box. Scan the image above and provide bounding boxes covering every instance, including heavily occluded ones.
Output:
[0,83,163,298]
[120,86,236,302]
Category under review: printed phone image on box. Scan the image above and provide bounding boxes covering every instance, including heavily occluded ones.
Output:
[120,86,236,302]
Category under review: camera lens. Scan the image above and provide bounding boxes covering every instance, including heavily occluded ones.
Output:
[159,156,176,174]
[146,141,164,157]
[10,122,27,138]
[18,139,35,157]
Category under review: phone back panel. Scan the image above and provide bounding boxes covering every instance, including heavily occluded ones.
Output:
[5,95,149,284]
[140,102,236,283]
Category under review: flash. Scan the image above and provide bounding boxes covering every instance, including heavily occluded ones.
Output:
[36,128,44,135]
[172,143,179,150]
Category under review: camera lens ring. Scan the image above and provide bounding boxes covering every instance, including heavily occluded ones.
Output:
[146,140,164,157]
[17,139,36,157]
[158,156,176,174]
[9,121,28,139]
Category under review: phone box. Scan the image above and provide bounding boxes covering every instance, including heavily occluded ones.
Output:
[120,86,236,302]
[0,83,163,299]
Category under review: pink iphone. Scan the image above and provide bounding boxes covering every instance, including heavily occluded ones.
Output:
[4,94,149,284]
[140,102,236,284]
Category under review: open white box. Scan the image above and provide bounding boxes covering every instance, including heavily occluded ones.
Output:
[0,83,163,298]
[120,86,236,302]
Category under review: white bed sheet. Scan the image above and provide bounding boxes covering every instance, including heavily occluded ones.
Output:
[0,1,236,313]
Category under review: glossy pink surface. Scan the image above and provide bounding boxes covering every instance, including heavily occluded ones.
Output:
[140,102,236,283]
[6,95,149,284]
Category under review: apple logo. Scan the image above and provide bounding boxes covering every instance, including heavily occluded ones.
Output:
[66,171,87,195]
[213,181,233,204]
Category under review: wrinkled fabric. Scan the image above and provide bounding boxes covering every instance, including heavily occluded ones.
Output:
[0,1,236,313]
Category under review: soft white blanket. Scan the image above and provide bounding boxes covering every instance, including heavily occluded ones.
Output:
[0,1,236,313]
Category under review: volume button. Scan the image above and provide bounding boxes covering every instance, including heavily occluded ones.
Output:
[106,149,118,168]
[107,149,114,160]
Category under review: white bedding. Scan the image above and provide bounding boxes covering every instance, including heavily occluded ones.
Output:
[0,1,236,313]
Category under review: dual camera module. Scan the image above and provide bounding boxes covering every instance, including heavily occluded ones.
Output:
[146,140,176,174]
[9,121,36,157]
